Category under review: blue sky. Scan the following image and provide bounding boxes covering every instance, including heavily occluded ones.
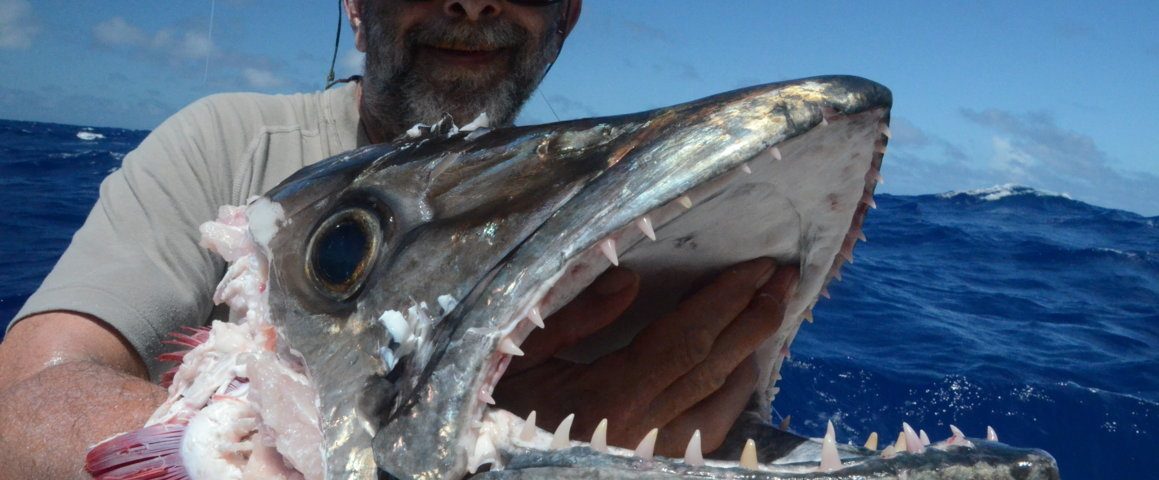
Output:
[2,1,1157,215]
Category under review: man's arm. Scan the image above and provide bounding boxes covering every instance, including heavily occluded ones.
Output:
[0,312,167,480]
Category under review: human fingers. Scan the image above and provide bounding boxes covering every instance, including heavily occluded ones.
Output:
[608,258,776,397]
[651,265,799,418]
[506,267,639,376]
[652,355,759,457]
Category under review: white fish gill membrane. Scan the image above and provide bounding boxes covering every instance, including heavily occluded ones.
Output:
[129,204,324,479]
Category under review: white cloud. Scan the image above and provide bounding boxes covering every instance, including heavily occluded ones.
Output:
[93,16,146,47]
[961,108,1159,215]
[990,135,1037,179]
[0,0,37,49]
[89,15,302,93]
[243,68,286,88]
[92,16,212,62]
[340,49,364,77]
[174,30,212,59]
[878,111,1159,215]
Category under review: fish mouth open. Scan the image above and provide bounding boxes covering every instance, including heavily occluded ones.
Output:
[412,97,1052,478]
[439,104,906,476]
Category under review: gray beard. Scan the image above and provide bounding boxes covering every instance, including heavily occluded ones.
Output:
[360,11,558,138]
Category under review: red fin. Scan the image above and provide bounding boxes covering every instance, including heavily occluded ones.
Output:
[86,422,189,480]
[158,327,212,388]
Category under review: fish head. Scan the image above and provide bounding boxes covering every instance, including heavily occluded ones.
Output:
[258,101,672,477]
[254,75,1056,479]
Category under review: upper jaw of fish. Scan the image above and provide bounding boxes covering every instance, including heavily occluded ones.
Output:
[365,77,909,478]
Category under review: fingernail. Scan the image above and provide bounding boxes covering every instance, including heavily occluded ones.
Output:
[593,267,637,296]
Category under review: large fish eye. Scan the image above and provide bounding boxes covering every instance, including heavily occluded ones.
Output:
[306,207,383,300]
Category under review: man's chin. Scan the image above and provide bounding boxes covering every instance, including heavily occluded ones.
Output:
[405,82,520,126]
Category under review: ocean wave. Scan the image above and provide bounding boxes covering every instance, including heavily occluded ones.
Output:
[1058,381,1158,407]
[937,183,1072,202]
[76,130,105,141]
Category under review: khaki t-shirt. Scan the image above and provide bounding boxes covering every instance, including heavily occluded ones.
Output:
[10,83,362,380]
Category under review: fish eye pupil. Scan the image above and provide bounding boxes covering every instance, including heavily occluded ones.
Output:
[308,207,383,299]
[314,219,368,286]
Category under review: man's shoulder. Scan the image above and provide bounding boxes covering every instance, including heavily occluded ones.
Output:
[181,87,343,130]
[150,83,358,156]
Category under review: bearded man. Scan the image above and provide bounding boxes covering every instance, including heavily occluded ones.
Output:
[0,1,796,477]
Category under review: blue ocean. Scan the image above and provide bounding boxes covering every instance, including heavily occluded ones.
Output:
[1,118,1155,478]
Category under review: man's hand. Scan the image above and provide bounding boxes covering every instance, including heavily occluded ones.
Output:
[0,312,167,479]
[493,258,799,457]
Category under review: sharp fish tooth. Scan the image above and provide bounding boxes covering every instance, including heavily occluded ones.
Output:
[519,411,537,442]
[636,217,656,241]
[778,415,792,430]
[948,425,974,447]
[919,429,931,446]
[902,422,924,453]
[803,309,814,323]
[498,337,524,356]
[591,419,608,452]
[839,245,855,263]
[880,123,892,138]
[770,146,783,161]
[635,428,659,459]
[742,162,753,174]
[479,389,496,405]
[684,430,704,466]
[864,431,878,450]
[551,414,575,450]
[678,195,693,209]
[881,445,897,459]
[468,434,497,474]
[740,439,759,469]
[599,238,619,266]
[527,306,545,328]
[893,431,907,452]
[987,426,998,442]
[819,420,841,471]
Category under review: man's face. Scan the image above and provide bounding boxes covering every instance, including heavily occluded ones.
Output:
[359,0,565,132]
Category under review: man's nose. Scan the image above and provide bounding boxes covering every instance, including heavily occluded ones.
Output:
[443,0,503,22]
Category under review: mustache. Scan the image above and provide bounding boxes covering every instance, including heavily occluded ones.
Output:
[406,19,529,51]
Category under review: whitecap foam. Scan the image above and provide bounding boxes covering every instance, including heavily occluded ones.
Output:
[76,130,105,141]
[937,183,1071,202]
